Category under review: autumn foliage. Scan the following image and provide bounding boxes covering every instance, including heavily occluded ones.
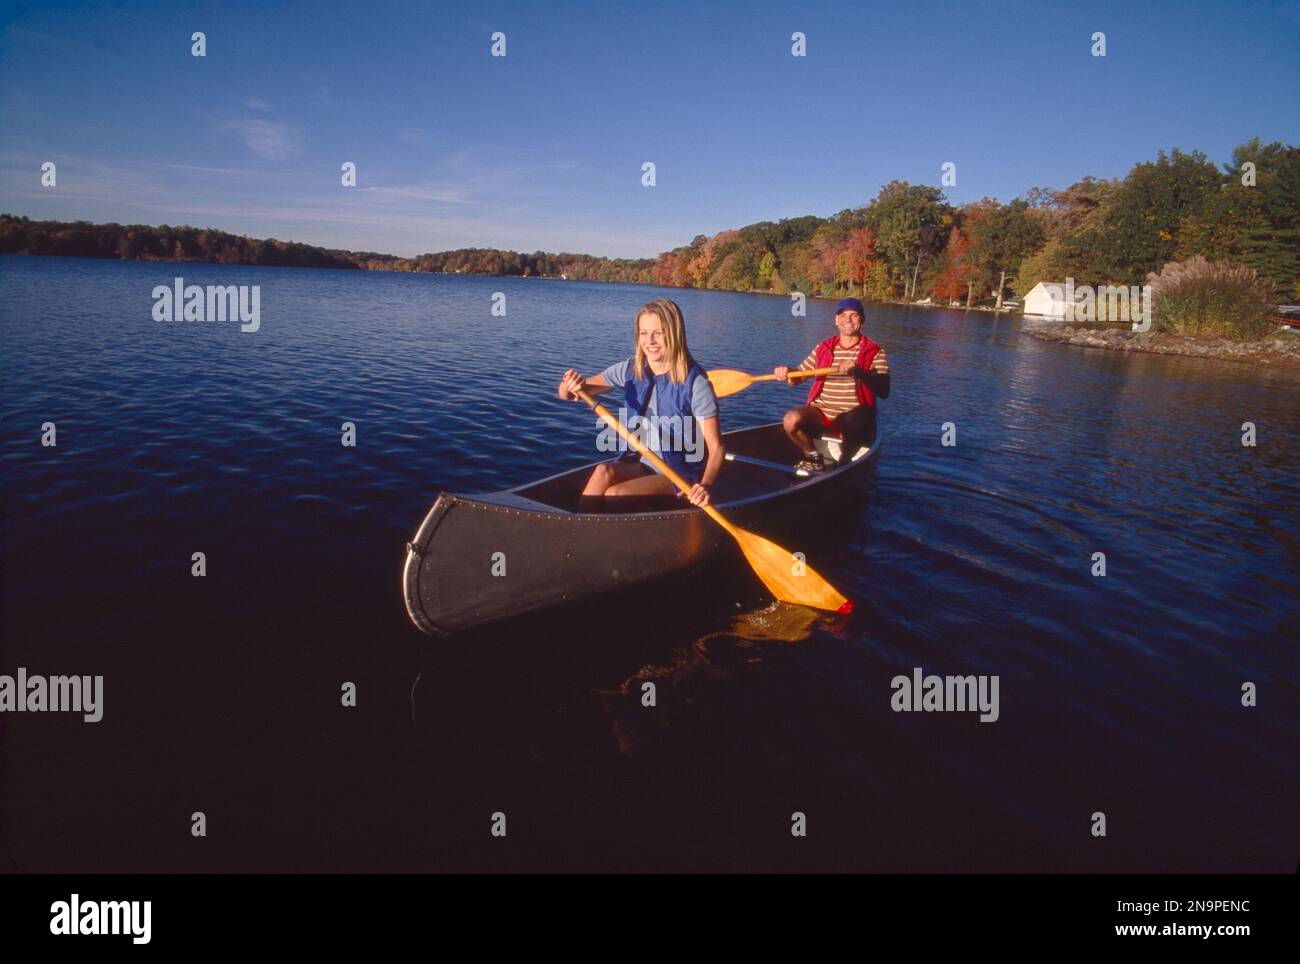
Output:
[3,138,1295,305]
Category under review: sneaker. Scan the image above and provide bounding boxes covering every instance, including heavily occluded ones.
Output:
[794,452,826,473]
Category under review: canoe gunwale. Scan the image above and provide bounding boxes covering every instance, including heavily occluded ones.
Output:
[471,422,880,518]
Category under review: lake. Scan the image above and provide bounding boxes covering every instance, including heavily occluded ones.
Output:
[2,255,1297,871]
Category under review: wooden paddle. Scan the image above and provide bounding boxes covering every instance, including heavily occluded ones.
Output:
[575,388,852,614]
[706,367,837,399]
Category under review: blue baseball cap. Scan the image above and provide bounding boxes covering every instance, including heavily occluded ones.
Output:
[834,297,865,317]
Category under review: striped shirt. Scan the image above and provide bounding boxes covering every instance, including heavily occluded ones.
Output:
[798,341,890,417]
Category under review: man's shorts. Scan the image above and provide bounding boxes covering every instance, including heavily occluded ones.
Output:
[813,406,847,439]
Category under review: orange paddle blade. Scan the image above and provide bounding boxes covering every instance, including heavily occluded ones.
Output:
[577,388,850,614]
[706,368,760,398]
[730,526,853,614]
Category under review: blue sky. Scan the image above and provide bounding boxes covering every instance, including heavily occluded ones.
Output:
[1,0,1297,258]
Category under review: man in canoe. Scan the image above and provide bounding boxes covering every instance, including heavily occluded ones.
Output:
[772,297,890,471]
[557,298,724,510]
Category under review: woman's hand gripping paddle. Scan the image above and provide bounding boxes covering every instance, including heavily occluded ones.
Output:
[575,389,852,614]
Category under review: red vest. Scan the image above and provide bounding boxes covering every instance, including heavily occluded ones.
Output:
[806,334,880,407]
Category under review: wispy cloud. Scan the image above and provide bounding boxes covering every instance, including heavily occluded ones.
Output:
[244,97,273,112]
[220,118,300,161]
[0,147,669,258]
[358,184,471,204]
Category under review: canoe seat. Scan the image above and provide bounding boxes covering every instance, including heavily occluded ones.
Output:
[814,436,870,464]
[814,436,841,461]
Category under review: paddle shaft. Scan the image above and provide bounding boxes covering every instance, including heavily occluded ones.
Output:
[774,366,837,383]
[576,390,737,535]
[723,366,837,387]
[703,366,840,399]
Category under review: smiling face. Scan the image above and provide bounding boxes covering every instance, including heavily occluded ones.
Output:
[634,298,691,382]
[835,309,864,339]
[638,311,666,364]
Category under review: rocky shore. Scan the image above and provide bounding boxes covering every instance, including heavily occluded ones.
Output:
[1024,325,1300,368]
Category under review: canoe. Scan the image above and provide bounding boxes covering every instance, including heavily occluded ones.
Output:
[402,422,879,636]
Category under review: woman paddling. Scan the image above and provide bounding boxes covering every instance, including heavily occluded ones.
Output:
[557,298,724,511]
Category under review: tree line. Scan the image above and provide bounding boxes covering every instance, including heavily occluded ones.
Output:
[3,138,1295,303]
[0,217,362,269]
[647,138,1296,306]
[0,215,657,283]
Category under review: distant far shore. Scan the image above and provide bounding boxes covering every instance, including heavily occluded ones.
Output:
[1025,324,1300,368]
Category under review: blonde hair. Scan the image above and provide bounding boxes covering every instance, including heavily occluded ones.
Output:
[632,298,696,382]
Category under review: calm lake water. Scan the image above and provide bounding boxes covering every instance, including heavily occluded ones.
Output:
[2,255,1297,872]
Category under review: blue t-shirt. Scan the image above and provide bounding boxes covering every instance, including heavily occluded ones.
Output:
[599,360,719,419]
[599,359,718,474]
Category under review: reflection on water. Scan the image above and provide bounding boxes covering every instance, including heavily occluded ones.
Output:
[597,603,827,756]
[3,256,1298,871]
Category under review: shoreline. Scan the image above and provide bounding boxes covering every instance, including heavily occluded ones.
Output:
[0,253,1024,306]
[1024,324,1300,368]
[7,253,1295,367]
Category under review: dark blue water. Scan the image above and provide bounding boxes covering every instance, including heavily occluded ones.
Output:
[3,255,1297,871]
